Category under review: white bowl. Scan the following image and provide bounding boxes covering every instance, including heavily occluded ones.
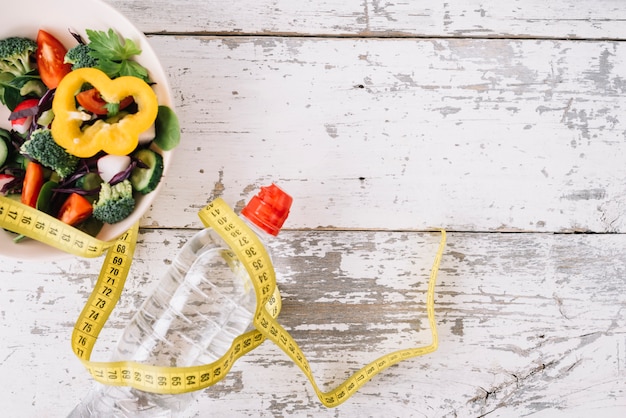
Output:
[0,0,175,260]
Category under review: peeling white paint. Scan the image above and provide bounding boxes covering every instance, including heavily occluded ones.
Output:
[4,231,626,416]
[2,1,625,417]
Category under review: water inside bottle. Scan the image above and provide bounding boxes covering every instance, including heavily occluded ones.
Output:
[117,242,256,367]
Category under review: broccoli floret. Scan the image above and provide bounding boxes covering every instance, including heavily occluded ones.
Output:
[64,43,98,70]
[20,128,79,178]
[0,37,37,77]
[92,179,135,224]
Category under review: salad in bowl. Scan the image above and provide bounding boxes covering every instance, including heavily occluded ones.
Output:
[0,0,178,260]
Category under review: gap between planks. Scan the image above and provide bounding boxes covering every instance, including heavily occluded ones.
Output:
[143,30,626,42]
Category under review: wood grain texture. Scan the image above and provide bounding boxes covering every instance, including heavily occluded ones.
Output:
[1,230,624,417]
[137,35,626,233]
[2,1,625,417]
[106,0,626,39]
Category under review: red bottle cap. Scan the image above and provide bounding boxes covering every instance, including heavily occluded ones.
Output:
[241,184,293,236]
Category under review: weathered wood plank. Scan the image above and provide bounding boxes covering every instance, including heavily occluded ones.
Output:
[2,230,624,416]
[105,0,626,40]
[138,35,626,233]
[2,2,625,417]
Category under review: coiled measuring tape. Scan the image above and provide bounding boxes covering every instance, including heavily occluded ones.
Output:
[0,194,446,408]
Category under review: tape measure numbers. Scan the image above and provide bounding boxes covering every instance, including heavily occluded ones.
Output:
[0,196,111,257]
[0,195,446,407]
[72,200,283,395]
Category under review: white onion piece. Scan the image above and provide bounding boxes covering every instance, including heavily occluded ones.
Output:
[138,123,156,145]
[97,155,131,183]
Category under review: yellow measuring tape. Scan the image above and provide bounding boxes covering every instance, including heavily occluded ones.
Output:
[0,194,446,408]
[0,196,113,257]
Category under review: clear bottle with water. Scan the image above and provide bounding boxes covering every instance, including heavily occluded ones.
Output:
[68,184,293,417]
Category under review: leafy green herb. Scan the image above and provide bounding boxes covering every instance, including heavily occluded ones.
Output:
[104,101,120,117]
[0,73,42,109]
[85,29,150,82]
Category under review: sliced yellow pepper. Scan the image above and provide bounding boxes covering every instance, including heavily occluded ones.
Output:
[51,68,158,158]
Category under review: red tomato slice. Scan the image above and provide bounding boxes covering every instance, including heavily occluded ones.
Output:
[76,88,134,115]
[57,193,93,226]
[36,29,72,89]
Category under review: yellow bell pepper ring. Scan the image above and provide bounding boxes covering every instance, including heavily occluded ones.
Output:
[51,68,159,158]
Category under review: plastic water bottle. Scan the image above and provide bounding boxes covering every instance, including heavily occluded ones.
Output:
[68,184,293,417]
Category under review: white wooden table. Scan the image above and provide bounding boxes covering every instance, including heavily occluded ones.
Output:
[2,1,625,416]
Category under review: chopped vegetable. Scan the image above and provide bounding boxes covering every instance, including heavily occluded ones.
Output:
[21,161,44,207]
[1,74,45,110]
[76,172,103,191]
[0,165,23,195]
[10,98,39,134]
[64,43,98,70]
[75,172,103,203]
[20,128,79,178]
[0,130,9,167]
[0,173,16,195]
[36,109,55,127]
[154,105,181,151]
[130,148,163,194]
[36,180,58,214]
[20,79,46,98]
[138,122,155,145]
[0,36,39,108]
[57,192,93,226]
[85,29,149,82]
[33,87,55,126]
[51,67,159,158]
[76,87,133,116]
[97,154,131,183]
[92,179,135,224]
[36,30,72,89]
[0,37,37,77]
[13,233,28,243]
